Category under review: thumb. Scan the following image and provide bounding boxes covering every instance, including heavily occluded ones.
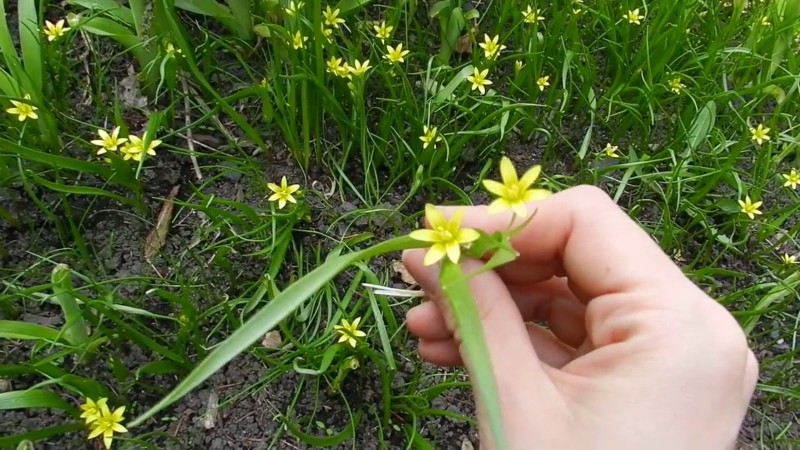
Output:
[402,249,553,393]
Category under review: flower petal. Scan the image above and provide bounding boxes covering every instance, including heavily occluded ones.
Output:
[267,183,280,192]
[487,198,511,214]
[518,165,542,189]
[511,202,528,218]
[445,242,461,263]
[409,229,439,242]
[425,204,447,228]
[499,157,518,184]
[482,179,507,197]
[448,208,465,229]
[423,244,447,266]
[523,188,552,202]
[457,228,480,243]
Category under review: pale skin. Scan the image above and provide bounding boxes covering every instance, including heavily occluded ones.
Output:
[403,185,758,450]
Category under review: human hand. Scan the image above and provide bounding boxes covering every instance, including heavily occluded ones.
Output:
[403,185,758,450]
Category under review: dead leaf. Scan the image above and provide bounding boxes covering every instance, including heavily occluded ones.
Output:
[145,186,180,262]
[392,260,417,285]
[261,330,282,349]
[461,438,474,450]
[201,390,219,429]
[456,34,472,54]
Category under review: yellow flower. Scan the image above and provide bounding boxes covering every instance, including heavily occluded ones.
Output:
[79,397,108,425]
[384,43,410,63]
[6,94,38,121]
[781,253,797,265]
[522,5,545,23]
[373,21,393,41]
[91,127,128,155]
[624,9,645,25]
[572,0,585,14]
[326,56,349,77]
[536,75,550,91]
[514,60,525,73]
[738,195,763,219]
[420,125,443,149]
[466,67,492,95]
[267,176,300,209]
[668,77,685,94]
[410,205,481,266]
[165,42,181,55]
[479,34,506,60]
[121,135,161,162]
[87,401,127,449]
[285,0,304,16]
[603,143,621,158]
[759,16,770,26]
[43,19,70,42]
[322,6,345,27]
[347,59,371,77]
[333,317,367,348]
[782,169,799,189]
[482,156,551,217]
[321,26,334,43]
[291,31,308,49]
[749,123,770,145]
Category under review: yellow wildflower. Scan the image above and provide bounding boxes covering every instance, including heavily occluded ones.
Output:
[321,26,334,43]
[668,77,685,94]
[326,56,349,77]
[603,143,621,158]
[479,34,506,60]
[420,125,443,149]
[291,31,308,49]
[384,43,409,63]
[522,5,545,23]
[333,317,367,348]
[738,195,763,219]
[466,67,492,95]
[322,6,345,27]
[514,60,525,73]
[121,135,161,162]
[410,205,481,266]
[781,253,797,265]
[79,397,108,425]
[624,9,645,25]
[760,16,770,26]
[782,169,799,189]
[87,402,127,449]
[6,94,38,121]
[165,42,181,55]
[285,0,304,16]
[91,127,128,155]
[373,21,393,42]
[347,59,371,77]
[482,156,551,217]
[267,176,301,209]
[43,19,70,42]
[536,75,550,91]
[749,123,770,145]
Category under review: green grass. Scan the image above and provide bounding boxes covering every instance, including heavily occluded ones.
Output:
[1,0,799,447]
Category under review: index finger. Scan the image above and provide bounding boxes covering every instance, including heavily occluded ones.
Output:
[443,185,692,301]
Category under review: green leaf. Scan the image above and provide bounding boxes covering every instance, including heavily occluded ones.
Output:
[66,0,135,25]
[0,321,64,342]
[434,65,473,104]
[686,100,716,152]
[0,390,76,413]
[334,0,374,15]
[18,0,42,94]
[293,345,341,375]
[51,264,89,346]
[0,423,84,447]
[439,260,506,449]
[282,412,360,447]
[130,236,421,427]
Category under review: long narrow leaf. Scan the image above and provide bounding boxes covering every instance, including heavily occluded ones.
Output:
[0,320,64,342]
[130,236,419,427]
[67,0,135,25]
[17,0,42,94]
[0,389,76,413]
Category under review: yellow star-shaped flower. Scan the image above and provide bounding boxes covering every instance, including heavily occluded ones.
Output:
[333,317,367,348]
[522,5,545,23]
[478,34,506,60]
[624,9,645,25]
[780,253,797,265]
[668,77,685,94]
[347,59,371,77]
[466,67,492,95]
[326,56,349,77]
[291,31,308,49]
[782,169,799,189]
[285,0,305,16]
[91,127,128,155]
[121,135,161,162]
[79,397,108,425]
[373,21,393,42]
[410,205,481,266]
[482,157,551,217]
[267,176,301,209]
[6,94,38,121]
[603,143,621,158]
[384,43,410,63]
[86,401,127,449]
[536,75,550,91]
[43,19,70,42]
[420,125,443,149]
[738,195,763,219]
[749,123,770,145]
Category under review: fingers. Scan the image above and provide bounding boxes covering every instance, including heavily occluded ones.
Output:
[439,185,693,302]
[403,249,555,392]
[408,277,587,347]
[418,324,575,368]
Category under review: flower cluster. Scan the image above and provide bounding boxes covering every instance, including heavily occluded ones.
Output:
[79,398,127,449]
[90,127,161,162]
